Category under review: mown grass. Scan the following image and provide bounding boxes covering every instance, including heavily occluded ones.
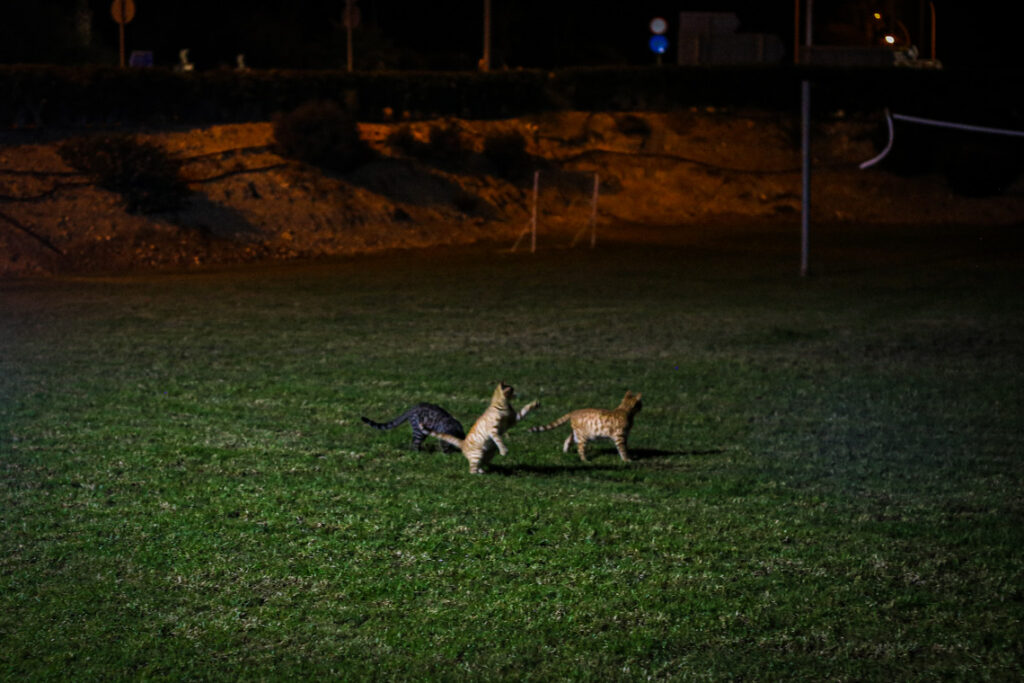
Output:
[2,228,1023,680]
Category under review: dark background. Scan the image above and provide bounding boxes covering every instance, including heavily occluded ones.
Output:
[0,1,1016,70]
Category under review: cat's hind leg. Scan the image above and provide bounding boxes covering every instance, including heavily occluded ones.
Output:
[410,419,426,451]
[613,435,632,462]
[562,433,575,453]
[466,451,485,474]
[574,431,589,461]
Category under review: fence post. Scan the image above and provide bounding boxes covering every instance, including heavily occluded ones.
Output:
[531,170,539,253]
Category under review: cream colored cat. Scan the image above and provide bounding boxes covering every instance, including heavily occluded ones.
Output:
[428,381,538,474]
[529,390,642,462]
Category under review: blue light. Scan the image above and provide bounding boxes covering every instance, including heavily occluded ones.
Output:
[649,35,668,55]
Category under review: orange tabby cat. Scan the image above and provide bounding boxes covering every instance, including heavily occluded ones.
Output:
[529,390,642,462]
[427,381,539,474]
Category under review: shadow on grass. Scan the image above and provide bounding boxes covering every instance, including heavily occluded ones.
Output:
[490,447,724,475]
[630,447,725,460]
[489,463,624,476]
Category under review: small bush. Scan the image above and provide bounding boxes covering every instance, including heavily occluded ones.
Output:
[58,134,189,214]
[386,125,420,156]
[452,189,494,217]
[482,130,533,180]
[272,100,372,173]
[425,122,467,164]
[386,122,472,168]
[615,114,652,138]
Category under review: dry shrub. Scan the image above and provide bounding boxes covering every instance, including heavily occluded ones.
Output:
[58,134,189,214]
[273,100,372,173]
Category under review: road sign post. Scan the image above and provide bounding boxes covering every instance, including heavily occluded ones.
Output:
[649,17,668,64]
[111,0,135,68]
[344,0,360,72]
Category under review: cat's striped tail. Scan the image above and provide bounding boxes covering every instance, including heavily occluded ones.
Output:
[361,410,411,431]
[426,429,464,451]
[528,414,572,433]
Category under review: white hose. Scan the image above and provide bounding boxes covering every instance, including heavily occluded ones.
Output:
[860,110,1024,170]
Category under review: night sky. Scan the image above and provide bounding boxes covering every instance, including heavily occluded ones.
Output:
[1,1,1017,70]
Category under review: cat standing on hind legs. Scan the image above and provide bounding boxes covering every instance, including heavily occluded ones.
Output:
[426,381,539,474]
[529,390,642,462]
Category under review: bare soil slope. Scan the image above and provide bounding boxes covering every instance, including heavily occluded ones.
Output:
[2,110,1021,276]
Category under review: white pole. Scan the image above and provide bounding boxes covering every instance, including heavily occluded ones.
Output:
[531,170,539,253]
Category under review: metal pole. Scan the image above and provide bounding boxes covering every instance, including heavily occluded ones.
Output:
[805,0,813,47]
[118,0,126,68]
[793,0,800,64]
[481,0,492,71]
[800,0,813,277]
[929,1,936,60]
[345,0,354,72]
[799,75,812,277]
[483,0,491,70]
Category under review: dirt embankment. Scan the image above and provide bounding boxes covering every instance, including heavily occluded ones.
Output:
[2,110,1022,277]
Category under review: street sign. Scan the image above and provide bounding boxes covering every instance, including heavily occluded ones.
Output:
[111,0,135,24]
[129,50,153,67]
[344,0,360,29]
[649,17,668,57]
[112,0,136,68]
[649,35,668,54]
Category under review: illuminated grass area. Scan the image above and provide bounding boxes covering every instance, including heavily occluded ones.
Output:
[2,234,1023,679]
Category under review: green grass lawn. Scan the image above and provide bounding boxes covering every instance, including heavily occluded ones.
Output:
[2,226,1023,680]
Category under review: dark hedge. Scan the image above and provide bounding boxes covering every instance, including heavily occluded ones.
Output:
[2,64,1021,129]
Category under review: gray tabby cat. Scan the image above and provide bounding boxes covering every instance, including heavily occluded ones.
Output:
[361,402,465,453]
